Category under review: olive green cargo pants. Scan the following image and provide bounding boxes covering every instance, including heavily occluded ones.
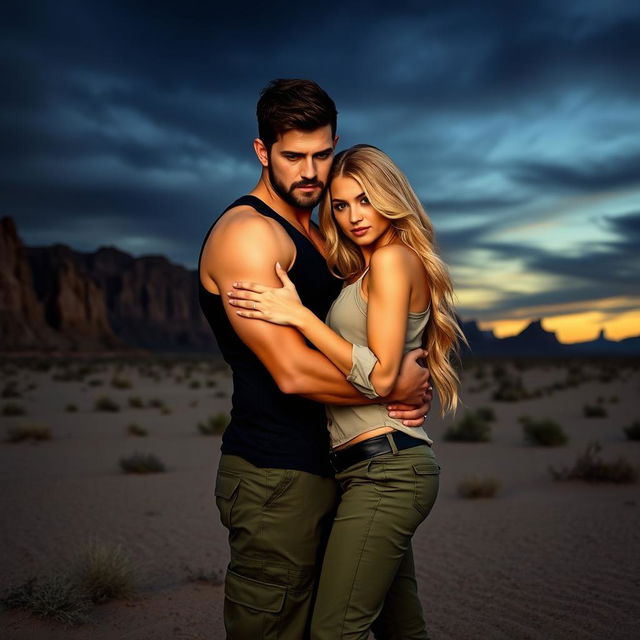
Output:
[214,446,439,639]
[215,455,338,639]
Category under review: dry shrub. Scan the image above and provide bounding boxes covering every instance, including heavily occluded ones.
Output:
[520,416,568,446]
[0,575,91,625]
[5,423,52,442]
[120,452,166,473]
[128,396,144,409]
[73,540,135,603]
[94,396,120,412]
[457,476,501,498]
[583,404,607,418]
[2,401,26,416]
[444,411,491,442]
[550,441,637,484]
[110,376,132,390]
[126,423,148,437]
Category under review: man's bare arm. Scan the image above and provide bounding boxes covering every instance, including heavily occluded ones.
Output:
[201,211,430,417]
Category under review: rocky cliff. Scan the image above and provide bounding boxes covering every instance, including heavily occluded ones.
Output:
[0,217,217,352]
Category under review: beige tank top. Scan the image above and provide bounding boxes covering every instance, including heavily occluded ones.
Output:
[325,269,433,448]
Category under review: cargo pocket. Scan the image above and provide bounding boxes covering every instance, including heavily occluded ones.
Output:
[224,569,286,639]
[412,463,440,518]
[214,472,241,530]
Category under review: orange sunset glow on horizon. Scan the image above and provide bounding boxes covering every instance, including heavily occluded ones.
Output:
[479,308,640,344]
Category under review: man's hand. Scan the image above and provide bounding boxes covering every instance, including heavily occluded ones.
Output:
[384,348,433,426]
[386,389,433,426]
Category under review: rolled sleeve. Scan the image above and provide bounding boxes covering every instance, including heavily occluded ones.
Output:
[346,344,380,398]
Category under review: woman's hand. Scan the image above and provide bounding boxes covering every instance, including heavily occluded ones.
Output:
[228,262,305,327]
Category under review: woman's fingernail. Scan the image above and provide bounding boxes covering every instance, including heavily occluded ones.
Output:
[388,411,398,418]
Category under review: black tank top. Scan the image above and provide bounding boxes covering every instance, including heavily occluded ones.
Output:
[198,195,343,476]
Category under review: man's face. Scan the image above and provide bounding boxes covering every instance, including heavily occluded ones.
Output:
[267,125,336,210]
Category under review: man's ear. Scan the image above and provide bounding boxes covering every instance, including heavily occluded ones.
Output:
[333,135,339,149]
[254,138,269,167]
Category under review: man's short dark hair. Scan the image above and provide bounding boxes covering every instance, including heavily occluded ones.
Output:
[257,79,337,150]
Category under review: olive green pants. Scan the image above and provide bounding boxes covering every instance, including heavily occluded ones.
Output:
[215,455,338,639]
[214,447,438,639]
[311,445,440,640]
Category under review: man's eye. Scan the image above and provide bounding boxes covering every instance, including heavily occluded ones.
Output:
[316,152,331,159]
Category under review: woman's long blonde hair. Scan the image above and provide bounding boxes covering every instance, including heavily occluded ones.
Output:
[320,144,466,414]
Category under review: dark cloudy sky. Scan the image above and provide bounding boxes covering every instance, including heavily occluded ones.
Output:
[3,0,639,341]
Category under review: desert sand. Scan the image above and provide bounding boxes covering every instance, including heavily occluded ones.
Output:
[1,357,639,639]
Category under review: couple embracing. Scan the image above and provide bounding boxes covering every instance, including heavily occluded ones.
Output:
[198,79,463,639]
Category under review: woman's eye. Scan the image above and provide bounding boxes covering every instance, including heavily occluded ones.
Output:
[361,196,370,205]
[333,203,346,212]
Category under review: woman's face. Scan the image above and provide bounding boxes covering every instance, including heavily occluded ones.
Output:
[330,175,394,255]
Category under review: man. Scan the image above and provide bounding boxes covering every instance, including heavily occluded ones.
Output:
[198,79,432,639]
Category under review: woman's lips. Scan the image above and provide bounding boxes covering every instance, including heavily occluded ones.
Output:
[351,227,370,237]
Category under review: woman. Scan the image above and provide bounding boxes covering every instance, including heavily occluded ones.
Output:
[228,145,463,639]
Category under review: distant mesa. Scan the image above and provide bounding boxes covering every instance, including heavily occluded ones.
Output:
[1,216,637,355]
[461,317,640,357]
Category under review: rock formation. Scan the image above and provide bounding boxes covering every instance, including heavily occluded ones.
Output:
[0,217,216,352]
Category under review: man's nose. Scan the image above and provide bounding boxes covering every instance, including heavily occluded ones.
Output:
[301,157,317,180]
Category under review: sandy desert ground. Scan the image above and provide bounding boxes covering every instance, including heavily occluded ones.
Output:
[0,356,639,639]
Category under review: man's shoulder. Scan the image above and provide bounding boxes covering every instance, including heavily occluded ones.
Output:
[207,204,285,248]
[202,203,294,271]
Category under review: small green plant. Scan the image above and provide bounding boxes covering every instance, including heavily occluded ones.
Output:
[111,376,132,390]
[0,575,91,625]
[2,401,26,416]
[520,416,568,446]
[444,411,491,442]
[148,397,164,408]
[94,396,120,412]
[73,540,135,603]
[65,403,78,413]
[126,423,148,437]
[583,404,607,418]
[623,421,640,441]
[198,413,230,435]
[5,423,52,442]
[550,442,637,484]
[128,396,144,409]
[119,452,166,474]
[457,476,501,498]
[475,406,496,422]
[492,377,530,402]
[189,380,201,389]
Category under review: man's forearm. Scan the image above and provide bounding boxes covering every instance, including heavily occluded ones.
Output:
[279,348,378,405]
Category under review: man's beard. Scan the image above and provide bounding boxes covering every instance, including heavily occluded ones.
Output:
[268,163,325,210]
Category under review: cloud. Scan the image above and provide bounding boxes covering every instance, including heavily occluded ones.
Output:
[1,0,639,330]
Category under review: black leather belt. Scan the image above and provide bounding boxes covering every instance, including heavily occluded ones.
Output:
[329,431,427,474]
